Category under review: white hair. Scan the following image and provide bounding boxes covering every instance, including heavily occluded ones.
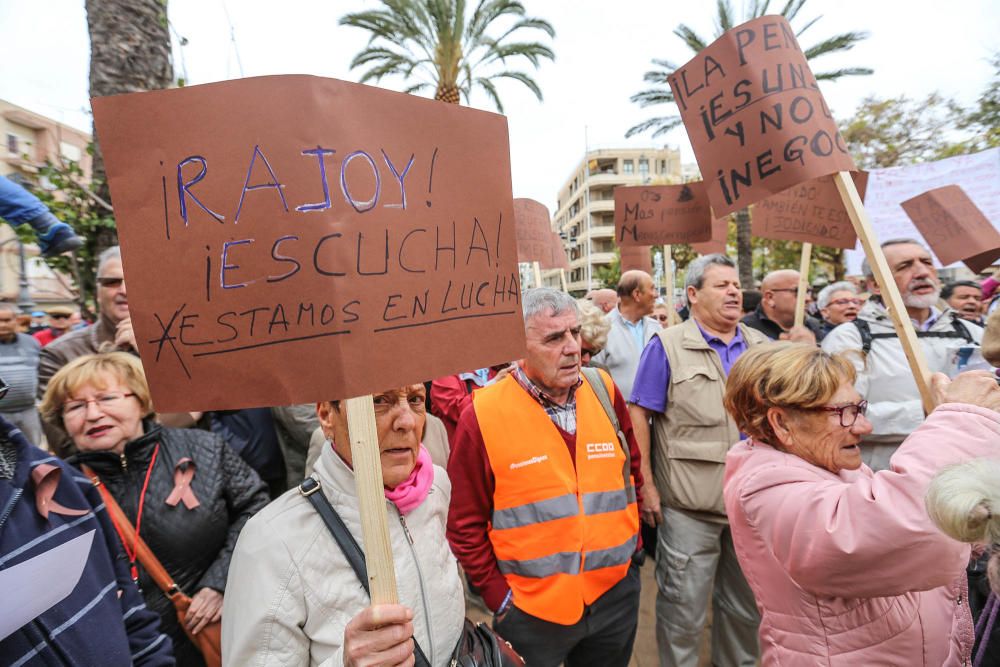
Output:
[522,287,578,321]
[817,281,858,310]
[927,459,1000,545]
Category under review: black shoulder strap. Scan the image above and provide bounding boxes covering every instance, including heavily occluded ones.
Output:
[299,477,432,667]
[853,315,975,355]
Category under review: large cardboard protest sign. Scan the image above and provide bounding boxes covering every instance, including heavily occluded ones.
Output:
[92,75,525,412]
[620,245,653,274]
[692,216,729,255]
[514,198,554,263]
[901,185,1000,273]
[668,16,855,218]
[844,149,1000,274]
[614,182,716,246]
[752,171,868,248]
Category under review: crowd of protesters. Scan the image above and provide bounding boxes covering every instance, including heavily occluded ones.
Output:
[4,232,1000,667]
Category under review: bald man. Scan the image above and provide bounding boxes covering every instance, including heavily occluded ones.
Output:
[592,271,660,400]
[587,288,618,314]
[741,269,823,343]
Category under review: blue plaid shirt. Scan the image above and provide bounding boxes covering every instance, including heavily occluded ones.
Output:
[512,365,582,434]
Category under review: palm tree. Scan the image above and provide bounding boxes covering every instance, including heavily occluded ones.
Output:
[626,0,871,286]
[340,0,555,113]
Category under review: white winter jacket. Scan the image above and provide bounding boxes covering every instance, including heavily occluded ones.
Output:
[221,442,465,667]
[821,300,983,444]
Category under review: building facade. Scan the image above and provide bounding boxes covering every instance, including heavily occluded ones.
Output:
[0,99,90,307]
[548,147,681,294]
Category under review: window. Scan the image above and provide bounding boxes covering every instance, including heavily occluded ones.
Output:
[60,141,82,162]
[622,160,634,174]
[638,159,649,176]
[6,134,18,155]
[660,159,667,173]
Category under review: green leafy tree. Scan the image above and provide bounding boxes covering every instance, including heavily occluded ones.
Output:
[961,53,1000,149]
[626,0,872,288]
[340,0,554,112]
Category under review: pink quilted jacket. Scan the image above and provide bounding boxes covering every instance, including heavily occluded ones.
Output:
[724,403,1000,666]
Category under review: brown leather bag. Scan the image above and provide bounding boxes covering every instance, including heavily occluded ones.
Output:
[82,465,222,667]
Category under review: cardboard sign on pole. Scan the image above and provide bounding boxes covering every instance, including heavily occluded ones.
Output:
[900,185,1000,273]
[667,16,855,218]
[752,171,869,249]
[691,216,729,255]
[663,245,676,325]
[614,182,716,246]
[793,242,812,328]
[620,245,653,274]
[93,75,529,604]
[92,75,525,412]
[514,198,555,264]
[668,16,933,412]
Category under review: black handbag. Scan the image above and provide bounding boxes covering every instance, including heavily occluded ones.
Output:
[299,477,524,667]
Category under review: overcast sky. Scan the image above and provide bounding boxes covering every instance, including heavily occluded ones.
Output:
[2,0,996,212]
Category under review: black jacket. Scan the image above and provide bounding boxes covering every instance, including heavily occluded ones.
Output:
[72,423,269,666]
[741,303,826,342]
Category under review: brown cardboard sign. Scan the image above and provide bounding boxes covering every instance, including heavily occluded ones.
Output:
[547,232,570,270]
[620,245,653,274]
[751,171,868,249]
[91,75,525,412]
[514,198,554,264]
[668,15,855,218]
[614,182,716,246]
[901,185,1000,273]
[691,216,729,255]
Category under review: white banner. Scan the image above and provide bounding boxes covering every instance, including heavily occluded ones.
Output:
[845,147,1000,275]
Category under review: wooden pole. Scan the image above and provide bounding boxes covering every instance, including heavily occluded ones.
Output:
[833,171,935,413]
[533,261,543,288]
[559,268,568,292]
[793,242,812,328]
[345,395,398,604]
[663,245,676,326]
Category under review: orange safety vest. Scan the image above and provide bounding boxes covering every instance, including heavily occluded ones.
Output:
[474,370,639,625]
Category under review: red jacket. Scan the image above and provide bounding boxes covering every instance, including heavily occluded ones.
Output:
[430,369,501,442]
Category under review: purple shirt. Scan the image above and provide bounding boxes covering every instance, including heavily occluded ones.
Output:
[629,320,748,413]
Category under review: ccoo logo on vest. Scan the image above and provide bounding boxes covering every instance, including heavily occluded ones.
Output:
[586,442,617,460]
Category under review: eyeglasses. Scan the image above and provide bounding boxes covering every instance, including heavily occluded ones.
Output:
[581,346,602,360]
[63,392,136,418]
[50,313,71,319]
[828,298,863,308]
[808,400,869,427]
[655,314,670,322]
[96,276,125,289]
[770,288,800,295]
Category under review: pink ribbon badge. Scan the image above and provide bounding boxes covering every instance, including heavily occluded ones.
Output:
[164,458,200,509]
[31,464,89,520]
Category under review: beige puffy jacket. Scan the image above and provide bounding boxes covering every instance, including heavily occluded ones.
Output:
[221,443,465,666]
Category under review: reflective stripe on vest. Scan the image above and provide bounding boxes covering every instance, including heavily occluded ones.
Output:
[474,370,639,625]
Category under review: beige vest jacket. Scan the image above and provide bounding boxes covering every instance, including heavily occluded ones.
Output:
[651,317,769,522]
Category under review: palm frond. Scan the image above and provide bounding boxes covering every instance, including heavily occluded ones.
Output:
[814,66,874,81]
[715,0,735,34]
[402,81,433,95]
[630,88,675,107]
[780,0,809,21]
[795,15,821,37]
[803,31,870,59]
[673,24,708,53]
[625,116,682,139]
[475,76,504,113]
[490,70,543,100]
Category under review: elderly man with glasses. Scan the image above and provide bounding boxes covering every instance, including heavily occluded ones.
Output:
[741,269,824,343]
[37,246,134,455]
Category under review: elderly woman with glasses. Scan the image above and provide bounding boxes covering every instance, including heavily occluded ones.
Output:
[816,280,863,337]
[722,341,1000,666]
[40,351,270,666]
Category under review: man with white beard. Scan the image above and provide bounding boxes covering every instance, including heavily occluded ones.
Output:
[822,238,983,470]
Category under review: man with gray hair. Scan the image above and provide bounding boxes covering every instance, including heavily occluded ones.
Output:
[38,246,135,454]
[816,280,862,336]
[447,288,645,666]
[822,238,983,470]
[592,270,660,400]
[629,253,768,667]
[0,303,42,442]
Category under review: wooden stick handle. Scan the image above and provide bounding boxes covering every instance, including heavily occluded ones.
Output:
[833,171,935,413]
[794,242,812,328]
[533,261,543,288]
[559,268,568,292]
[663,245,676,326]
[345,395,399,604]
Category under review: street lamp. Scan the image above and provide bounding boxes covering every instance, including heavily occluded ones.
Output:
[16,240,35,311]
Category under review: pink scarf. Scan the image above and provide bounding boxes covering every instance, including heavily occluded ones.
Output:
[383,445,434,516]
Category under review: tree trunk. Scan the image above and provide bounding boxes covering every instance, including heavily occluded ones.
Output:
[734,208,754,287]
[86,0,174,209]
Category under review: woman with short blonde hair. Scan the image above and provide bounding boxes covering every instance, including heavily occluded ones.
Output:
[723,341,1000,666]
[40,351,153,430]
[576,298,610,366]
